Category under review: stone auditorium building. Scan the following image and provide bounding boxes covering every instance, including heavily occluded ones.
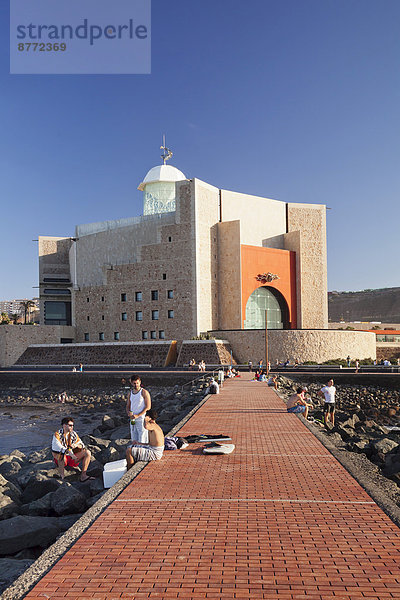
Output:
[32,159,375,366]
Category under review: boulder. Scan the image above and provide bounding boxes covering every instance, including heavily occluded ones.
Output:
[81,435,111,449]
[86,460,104,478]
[0,480,22,503]
[19,492,54,516]
[97,446,120,465]
[9,449,26,460]
[28,449,51,463]
[370,438,399,455]
[50,483,87,516]
[109,425,130,440]
[102,415,115,430]
[0,515,61,555]
[21,473,64,504]
[112,438,130,457]
[0,492,20,519]
[0,558,34,594]
[0,457,23,480]
[58,513,83,531]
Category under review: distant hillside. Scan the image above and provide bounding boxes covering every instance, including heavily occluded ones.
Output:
[328,287,400,323]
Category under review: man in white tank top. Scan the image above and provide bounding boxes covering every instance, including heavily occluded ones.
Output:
[125,375,151,443]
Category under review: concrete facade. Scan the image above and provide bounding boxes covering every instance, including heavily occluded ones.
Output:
[0,325,75,367]
[209,329,376,365]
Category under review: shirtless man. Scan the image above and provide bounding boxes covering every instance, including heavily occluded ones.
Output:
[126,409,164,468]
[286,388,311,419]
[126,374,151,444]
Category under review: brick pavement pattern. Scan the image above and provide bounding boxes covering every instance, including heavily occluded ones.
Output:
[24,374,400,599]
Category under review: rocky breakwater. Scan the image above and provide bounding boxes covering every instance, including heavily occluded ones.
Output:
[0,376,210,594]
[279,377,400,503]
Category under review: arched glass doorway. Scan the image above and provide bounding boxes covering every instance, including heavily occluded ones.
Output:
[244,286,289,329]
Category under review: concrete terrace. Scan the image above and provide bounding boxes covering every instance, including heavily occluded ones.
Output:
[23,373,400,600]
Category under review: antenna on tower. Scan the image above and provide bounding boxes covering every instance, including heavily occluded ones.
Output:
[160,135,173,165]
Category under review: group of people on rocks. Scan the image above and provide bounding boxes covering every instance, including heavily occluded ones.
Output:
[286,379,336,427]
[51,374,165,481]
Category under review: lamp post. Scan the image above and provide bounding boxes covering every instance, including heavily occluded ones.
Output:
[265,310,269,377]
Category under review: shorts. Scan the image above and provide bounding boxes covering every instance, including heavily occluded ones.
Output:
[53,454,80,468]
[287,405,306,414]
[324,402,335,414]
[130,445,164,462]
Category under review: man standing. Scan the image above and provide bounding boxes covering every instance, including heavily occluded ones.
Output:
[318,379,336,427]
[51,417,93,481]
[126,374,151,443]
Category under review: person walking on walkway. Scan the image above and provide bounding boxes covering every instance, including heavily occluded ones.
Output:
[126,375,151,444]
[318,379,336,427]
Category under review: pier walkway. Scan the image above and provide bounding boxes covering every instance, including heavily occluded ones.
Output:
[24,374,400,599]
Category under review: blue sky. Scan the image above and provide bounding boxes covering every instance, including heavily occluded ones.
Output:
[1,0,399,299]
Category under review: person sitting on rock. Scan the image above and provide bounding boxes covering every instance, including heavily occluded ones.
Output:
[51,417,93,482]
[286,388,311,419]
[126,409,165,468]
[267,375,278,389]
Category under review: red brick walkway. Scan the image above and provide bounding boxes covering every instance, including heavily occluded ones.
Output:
[25,375,400,599]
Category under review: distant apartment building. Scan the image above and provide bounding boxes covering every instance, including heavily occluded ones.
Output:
[0,298,39,318]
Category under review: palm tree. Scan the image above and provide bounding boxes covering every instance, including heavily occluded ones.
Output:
[0,312,10,324]
[10,313,20,324]
[20,300,35,324]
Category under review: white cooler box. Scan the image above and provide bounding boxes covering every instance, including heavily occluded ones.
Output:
[103,459,127,488]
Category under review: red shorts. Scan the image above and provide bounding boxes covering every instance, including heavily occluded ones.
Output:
[53,454,80,468]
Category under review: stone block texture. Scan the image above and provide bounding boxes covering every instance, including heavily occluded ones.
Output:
[0,325,75,367]
[176,340,236,366]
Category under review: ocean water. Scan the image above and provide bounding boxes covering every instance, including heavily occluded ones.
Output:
[0,403,105,456]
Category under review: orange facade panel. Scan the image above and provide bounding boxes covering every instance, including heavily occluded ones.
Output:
[241,245,297,329]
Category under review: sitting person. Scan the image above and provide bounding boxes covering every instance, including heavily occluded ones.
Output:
[286,388,311,419]
[51,417,93,481]
[126,409,165,468]
[267,375,278,389]
[259,371,267,382]
[208,378,220,394]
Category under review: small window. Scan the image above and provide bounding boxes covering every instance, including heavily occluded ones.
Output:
[168,236,172,242]
[152,310,159,320]
[136,311,143,321]
[101,296,104,302]
[87,315,90,321]
[135,291,142,302]
[86,297,90,302]
[167,290,174,299]
[142,331,148,340]
[114,332,120,341]
[121,293,127,302]
[151,290,158,301]
[162,273,167,280]
[99,332,104,341]
[101,315,105,320]
[84,333,89,341]
[168,310,174,319]
[150,331,157,339]
[159,330,165,339]
[121,312,127,321]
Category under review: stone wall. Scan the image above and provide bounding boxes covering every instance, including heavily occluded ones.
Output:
[376,345,400,362]
[15,341,174,367]
[208,329,376,364]
[176,340,236,366]
[0,325,75,367]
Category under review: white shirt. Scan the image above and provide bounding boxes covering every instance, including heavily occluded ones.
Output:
[321,385,336,403]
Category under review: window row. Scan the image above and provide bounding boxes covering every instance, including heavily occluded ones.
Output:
[84,331,165,342]
[86,290,174,303]
[86,310,174,322]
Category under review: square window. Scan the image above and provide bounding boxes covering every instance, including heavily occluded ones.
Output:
[114,332,120,341]
[152,310,159,320]
[99,332,104,341]
[168,310,174,319]
[159,330,165,339]
[150,331,157,339]
[162,273,166,280]
[121,293,127,302]
[135,291,142,302]
[151,290,158,301]
[121,312,127,321]
[84,333,89,341]
[136,311,143,321]
[167,290,174,299]
[142,331,148,340]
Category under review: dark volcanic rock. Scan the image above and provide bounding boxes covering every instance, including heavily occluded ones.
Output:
[21,474,63,504]
[0,558,34,594]
[0,515,61,555]
[50,483,87,516]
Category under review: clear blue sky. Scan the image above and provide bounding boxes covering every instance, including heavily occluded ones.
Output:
[1,0,399,300]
